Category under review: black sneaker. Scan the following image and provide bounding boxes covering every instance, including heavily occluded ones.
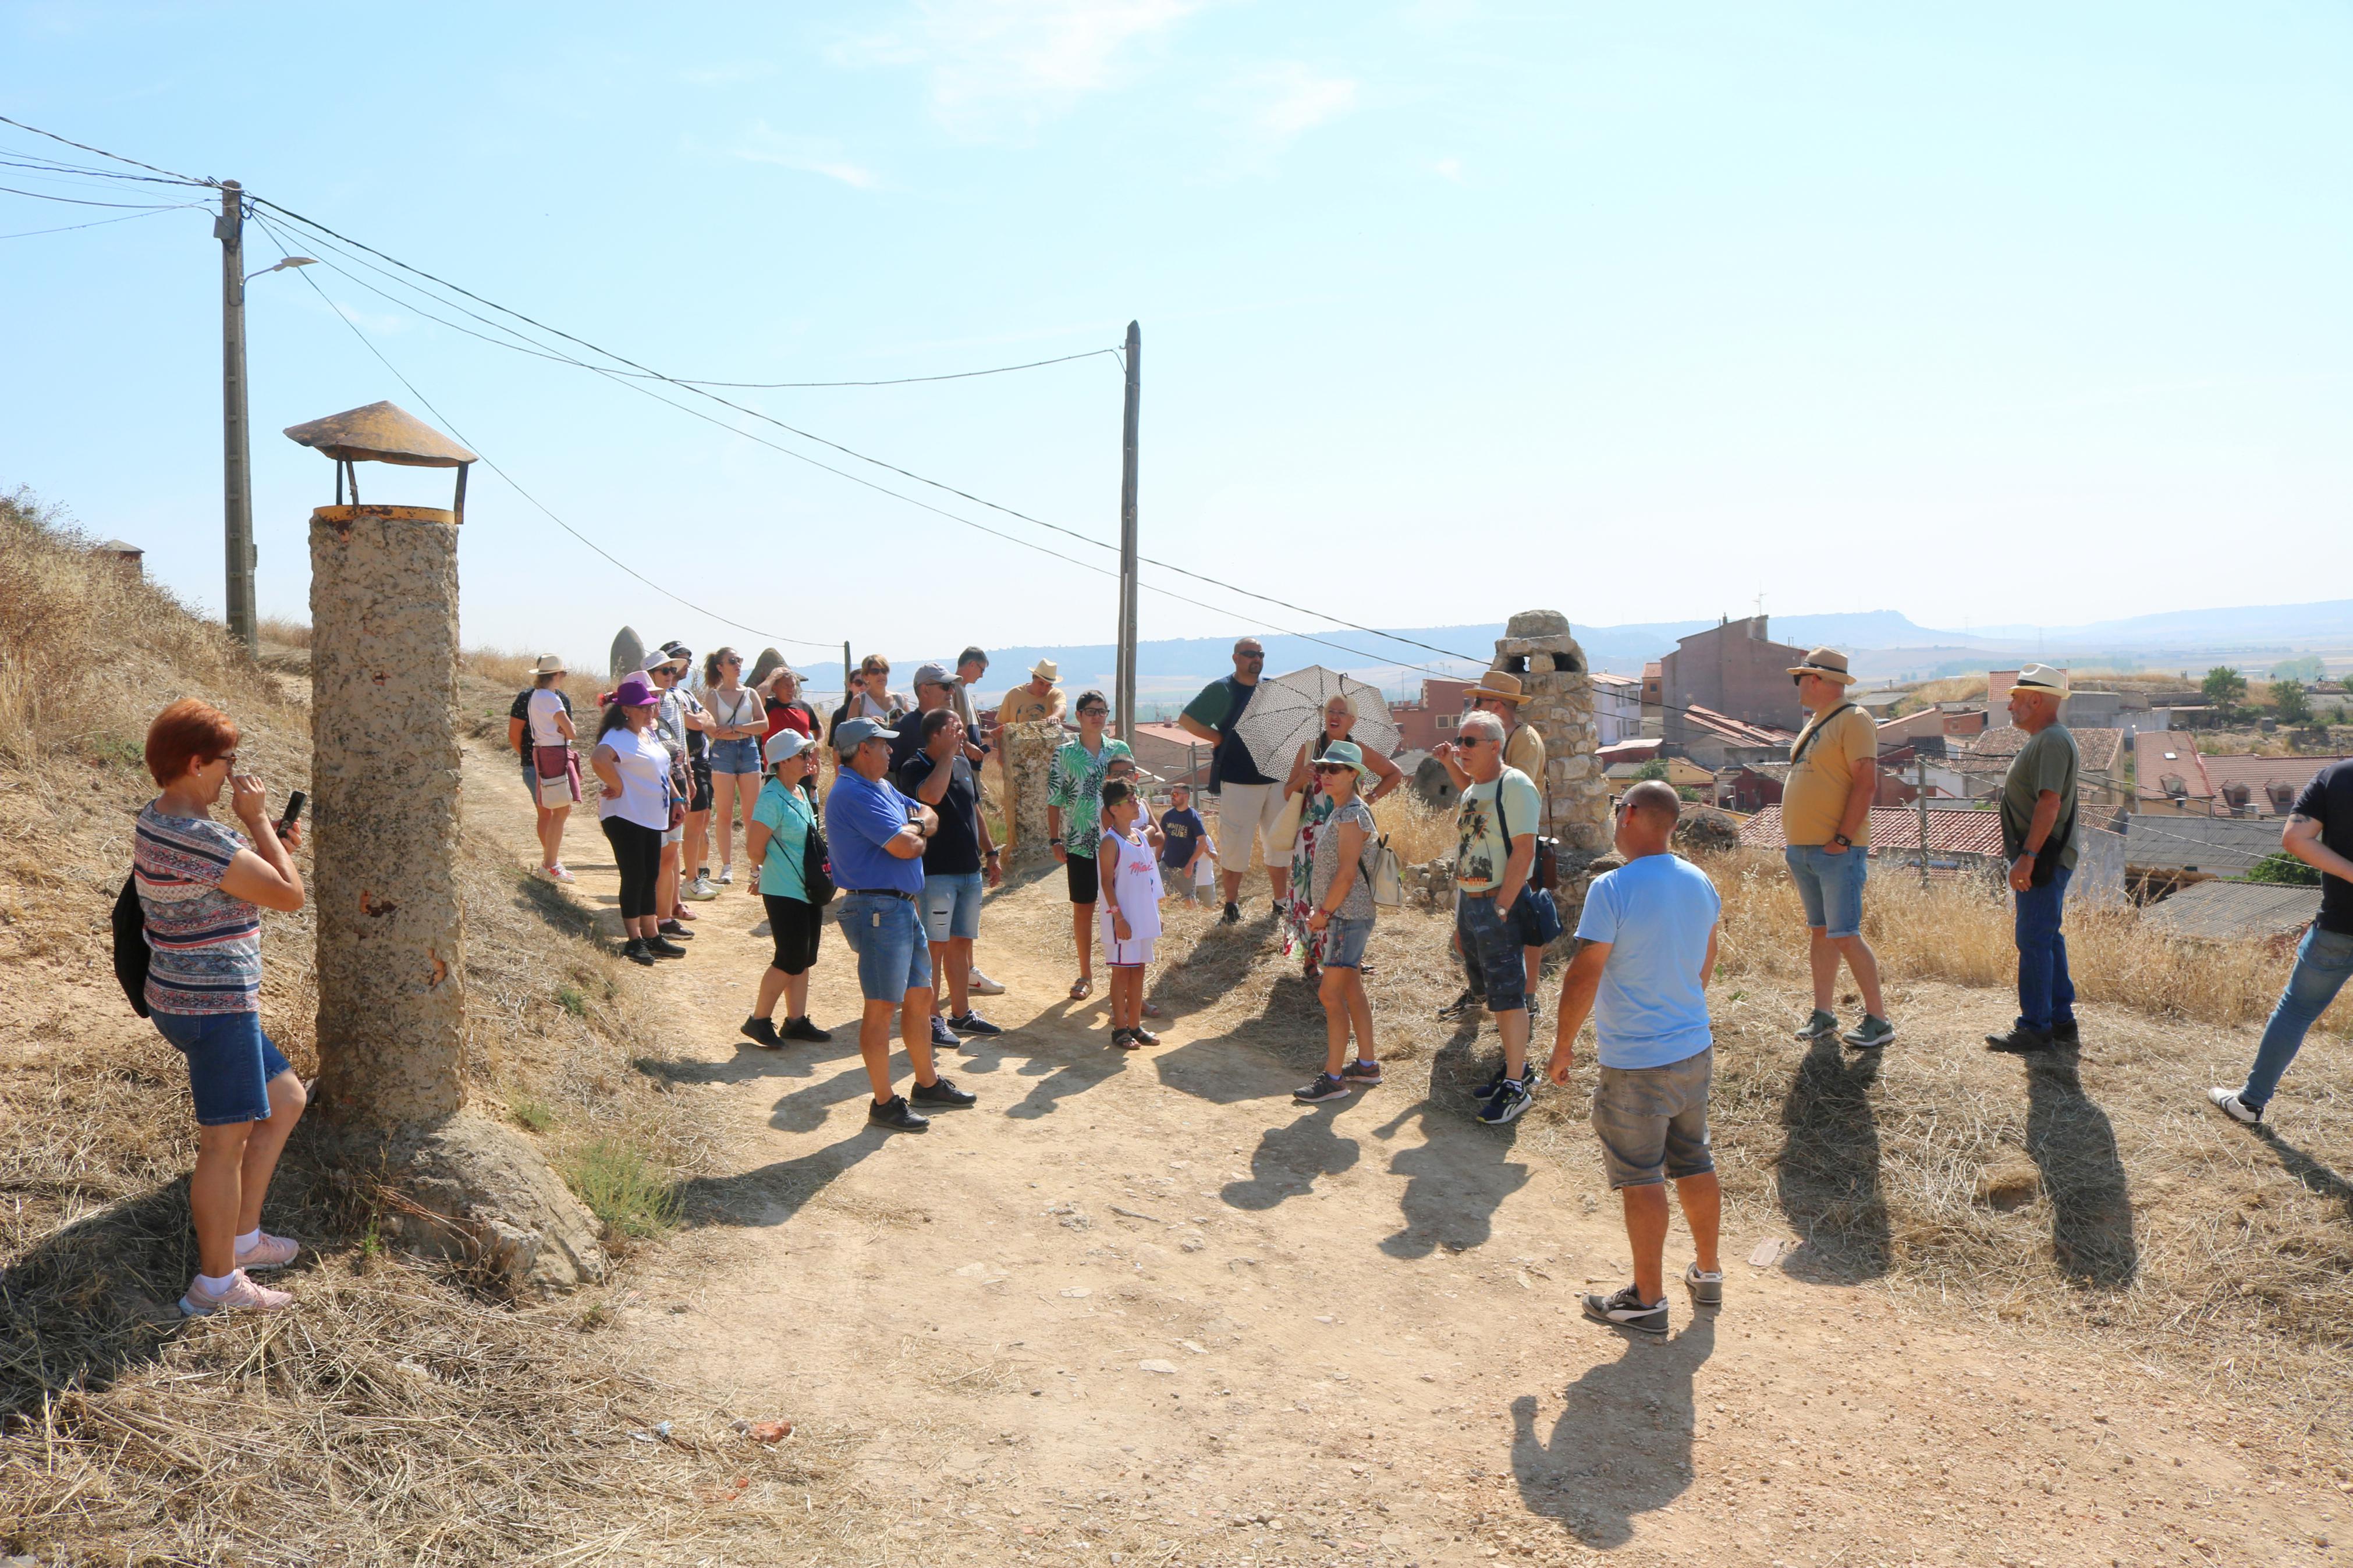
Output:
[1581,1284,1668,1336]
[645,936,687,959]
[869,1094,931,1131]
[1220,902,1241,926]
[740,1015,783,1049]
[1468,1064,1511,1102]
[1340,1059,1383,1087]
[782,1015,833,1043]
[948,1011,1003,1037]
[1985,1026,2053,1054]
[1478,1075,1532,1125]
[657,919,693,940]
[910,1076,977,1109]
[1294,1073,1350,1104]
[620,937,656,967]
[2051,1020,2080,1047]
[1437,989,1478,1022]
[928,1014,959,1050]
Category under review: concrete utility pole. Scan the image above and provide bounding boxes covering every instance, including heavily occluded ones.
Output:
[217,180,258,652]
[1115,320,1141,739]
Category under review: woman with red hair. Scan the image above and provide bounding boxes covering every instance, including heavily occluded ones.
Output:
[136,698,309,1315]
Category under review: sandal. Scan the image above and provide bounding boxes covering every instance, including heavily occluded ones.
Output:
[1108,1027,1141,1050]
[1069,976,1094,1002]
[1142,1000,1161,1018]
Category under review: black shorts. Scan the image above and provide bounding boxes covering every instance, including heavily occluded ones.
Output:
[688,758,714,813]
[1064,849,1099,905]
[762,894,823,975]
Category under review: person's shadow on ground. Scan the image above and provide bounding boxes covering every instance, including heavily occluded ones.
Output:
[1774,1034,1890,1282]
[1221,1100,1362,1210]
[674,1124,892,1229]
[2024,1052,2138,1288]
[0,1179,199,1417]
[2252,1125,2353,1222]
[1509,1315,1715,1548]
[1372,1100,1529,1259]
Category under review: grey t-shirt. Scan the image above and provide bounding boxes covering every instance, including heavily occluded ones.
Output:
[1309,798,1379,920]
[2000,724,2079,869]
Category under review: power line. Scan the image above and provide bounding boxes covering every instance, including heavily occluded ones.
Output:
[0,182,198,210]
[0,113,211,186]
[249,197,1488,667]
[249,212,842,654]
[1,202,204,240]
[667,347,1124,389]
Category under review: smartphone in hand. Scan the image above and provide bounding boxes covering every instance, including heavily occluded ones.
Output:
[277,789,307,836]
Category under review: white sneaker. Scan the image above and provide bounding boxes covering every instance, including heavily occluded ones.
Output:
[2206,1086,2262,1125]
[718,865,735,886]
[969,968,1006,997]
[682,876,718,901]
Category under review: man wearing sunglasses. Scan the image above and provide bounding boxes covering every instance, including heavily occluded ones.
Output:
[1177,638,1287,924]
[1437,710,1545,1125]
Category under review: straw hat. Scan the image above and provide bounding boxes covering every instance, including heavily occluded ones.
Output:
[1465,670,1531,705]
[2006,663,2070,699]
[1030,659,1059,681]
[1785,648,1856,685]
[531,654,567,676]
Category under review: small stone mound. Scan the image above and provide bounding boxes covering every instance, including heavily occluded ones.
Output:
[1673,807,1742,856]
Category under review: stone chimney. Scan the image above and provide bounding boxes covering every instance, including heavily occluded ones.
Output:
[1492,609,1609,854]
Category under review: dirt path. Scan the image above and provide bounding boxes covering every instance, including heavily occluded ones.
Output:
[528,777,2339,1567]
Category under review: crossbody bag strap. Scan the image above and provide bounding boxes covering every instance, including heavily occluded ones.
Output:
[1790,703,1856,766]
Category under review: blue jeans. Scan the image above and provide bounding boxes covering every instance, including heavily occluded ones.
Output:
[151,1009,292,1126]
[2239,924,2353,1109]
[836,892,932,1003]
[2013,863,2076,1034]
[922,870,985,943]
[1456,893,1526,1012]
[1784,844,1868,939]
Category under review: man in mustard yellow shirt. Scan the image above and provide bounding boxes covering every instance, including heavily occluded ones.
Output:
[999,660,1067,728]
[1780,648,1894,1050]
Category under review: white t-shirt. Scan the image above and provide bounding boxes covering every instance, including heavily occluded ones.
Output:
[526,687,570,747]
[597,726,673,831]
[1099,826,1165,943]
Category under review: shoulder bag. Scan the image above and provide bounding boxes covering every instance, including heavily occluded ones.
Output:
[1492,776,1564,944]
[112,870,152,1018]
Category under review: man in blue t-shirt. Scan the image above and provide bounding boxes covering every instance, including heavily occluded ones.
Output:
[1177,637,1287,923]
[1546,780,1723,1339]
[824,717,978,1132]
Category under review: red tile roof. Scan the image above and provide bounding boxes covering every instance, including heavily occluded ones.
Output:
[1681,703,1797,748]
[2198,754,2349,817]
[2134,731,2214,803]
[1971,725,2124,773]
[1738,803,2006,857]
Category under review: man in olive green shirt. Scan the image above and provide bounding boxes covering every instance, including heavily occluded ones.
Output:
[1987,666,2080,1054]
[1780,648,1894,1050]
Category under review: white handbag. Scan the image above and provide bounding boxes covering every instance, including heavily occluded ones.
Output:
[1368,832,1404,909]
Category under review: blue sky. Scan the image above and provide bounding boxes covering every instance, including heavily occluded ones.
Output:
[4,1,2349,674]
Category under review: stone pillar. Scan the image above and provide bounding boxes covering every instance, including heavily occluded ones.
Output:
[309,503,605,1293]
[999,720,1063,864]
[1493,609,1611,856]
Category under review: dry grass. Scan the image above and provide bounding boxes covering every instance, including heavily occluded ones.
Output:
[0,495,825,1562]
[1706,846,2351,1036]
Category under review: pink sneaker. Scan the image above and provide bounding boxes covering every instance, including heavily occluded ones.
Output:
[235,1231,301,1271]
[179,1270,293,1317]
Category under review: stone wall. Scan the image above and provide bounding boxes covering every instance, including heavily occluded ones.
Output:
[1493,609,1611,855]
[999,719,1064,862]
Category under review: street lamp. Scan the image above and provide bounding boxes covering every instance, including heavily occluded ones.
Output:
[246,255,317,283]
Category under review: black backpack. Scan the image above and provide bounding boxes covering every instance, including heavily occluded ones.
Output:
[112,871,151,1018]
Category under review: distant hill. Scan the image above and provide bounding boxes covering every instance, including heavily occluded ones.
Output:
[914,600,2348,710]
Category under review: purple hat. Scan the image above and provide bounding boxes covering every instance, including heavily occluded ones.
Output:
[612,673,659,708]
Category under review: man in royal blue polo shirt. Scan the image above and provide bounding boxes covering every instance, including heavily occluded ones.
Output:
[825,717,978,1132]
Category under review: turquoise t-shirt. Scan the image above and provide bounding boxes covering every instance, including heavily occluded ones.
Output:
[752,778,817,901]
[1574,852,1721,1070]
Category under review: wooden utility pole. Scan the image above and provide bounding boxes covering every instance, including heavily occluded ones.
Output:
[1115,321,1141,739]
[1916,753,1931,886]
[216,180,258,652]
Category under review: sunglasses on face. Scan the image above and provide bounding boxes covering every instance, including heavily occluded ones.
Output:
[1456,736,1488,749]
[1312,762,1352,774]
[1238,652,1265,661]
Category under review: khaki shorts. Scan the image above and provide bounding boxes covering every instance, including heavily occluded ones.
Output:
[1215,781,1290,869]
[1590,1048,1714,1189]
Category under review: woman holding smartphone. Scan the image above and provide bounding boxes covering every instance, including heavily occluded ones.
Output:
[136,698,309,1317]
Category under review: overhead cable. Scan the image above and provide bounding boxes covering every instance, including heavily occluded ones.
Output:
[0,113,211,186]
[1,202,204,240]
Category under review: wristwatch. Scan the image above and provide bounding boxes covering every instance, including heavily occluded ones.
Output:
[1832,833,1852,848]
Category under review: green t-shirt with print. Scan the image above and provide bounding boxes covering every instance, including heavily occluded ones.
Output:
[1453,766,1544,893]
[1047,738,1134,852]
[2000,724,2079,869]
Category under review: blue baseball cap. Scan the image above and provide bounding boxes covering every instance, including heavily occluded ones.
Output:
[833,716,897,755]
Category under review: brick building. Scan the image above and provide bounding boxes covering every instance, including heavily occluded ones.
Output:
[1660,615,1809,744]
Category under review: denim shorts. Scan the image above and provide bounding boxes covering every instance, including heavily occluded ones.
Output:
[708,737,761,774]
[1456,893,1526,1012]
[1322,914,1374,969]
[151,1009,292,1126]
[1784,843,1868,939]
[1591,1048,1714,1189]
[837,891,933,1002]
[922,870,985,943]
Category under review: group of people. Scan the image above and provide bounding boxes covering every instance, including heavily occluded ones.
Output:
[127,632,2352,1331]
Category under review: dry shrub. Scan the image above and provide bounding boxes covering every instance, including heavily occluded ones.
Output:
[0,500,758,1560]
[1374,788,1456,865]
[1706,847,2350,1036]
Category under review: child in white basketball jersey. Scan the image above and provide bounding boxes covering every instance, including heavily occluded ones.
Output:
[1096,780,1165,1048]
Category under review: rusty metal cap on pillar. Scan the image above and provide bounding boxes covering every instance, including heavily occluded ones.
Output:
[283,401,477,468]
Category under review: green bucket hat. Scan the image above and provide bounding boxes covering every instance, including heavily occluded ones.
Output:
[1316,739,1376,785]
